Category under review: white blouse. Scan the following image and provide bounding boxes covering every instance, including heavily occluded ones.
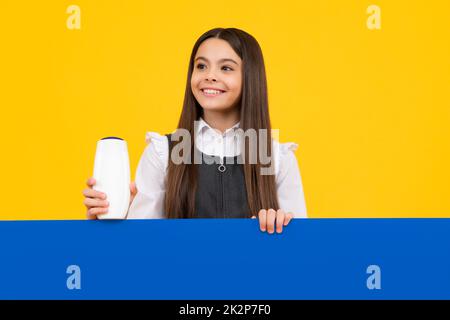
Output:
[127,118,307,219]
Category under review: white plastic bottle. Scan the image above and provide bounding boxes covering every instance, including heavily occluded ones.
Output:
[92,137,130,219]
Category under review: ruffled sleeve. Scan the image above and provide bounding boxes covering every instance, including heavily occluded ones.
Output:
[126,132,169,219]
[274,140,307,218]
[272,140,298,177]
[280,142,298,153]
[144,132,169,172]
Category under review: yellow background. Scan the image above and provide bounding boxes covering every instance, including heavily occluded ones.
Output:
[0,0,449,220]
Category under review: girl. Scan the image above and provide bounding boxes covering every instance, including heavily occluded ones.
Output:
[82,28,307,233]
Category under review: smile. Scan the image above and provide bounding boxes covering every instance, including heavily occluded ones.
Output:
[201,88,226,97]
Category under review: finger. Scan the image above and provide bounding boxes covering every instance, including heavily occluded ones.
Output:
[258,209,267,232]
[86,211,97,220]
[276,209,285,234]
[87,207,108,217]
[82,188,107,200]
[86,177,96,187]
[82,188,106,199]
[83,198,109,208]
[284,212,294,226]
[251,216,257,219]
[129,182,138,205]
[266,209,276,234]
[130,181,138,195]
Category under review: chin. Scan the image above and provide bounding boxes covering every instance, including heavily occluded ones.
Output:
[201,104,230,111]
[194,98,221,110]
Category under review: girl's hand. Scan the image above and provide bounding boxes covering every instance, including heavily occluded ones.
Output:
[251,209,293,234]
[82,177,138,220]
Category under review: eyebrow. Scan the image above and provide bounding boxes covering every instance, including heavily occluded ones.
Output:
[195,56,239,66]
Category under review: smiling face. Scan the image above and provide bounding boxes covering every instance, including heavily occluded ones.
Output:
[191,38,243,113]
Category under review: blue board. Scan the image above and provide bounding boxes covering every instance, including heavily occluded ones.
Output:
[0,219,449,299]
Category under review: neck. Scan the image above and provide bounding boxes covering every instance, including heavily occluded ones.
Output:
[202,109,240,134]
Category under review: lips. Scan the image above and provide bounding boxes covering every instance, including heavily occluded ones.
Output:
[200,87,226,97]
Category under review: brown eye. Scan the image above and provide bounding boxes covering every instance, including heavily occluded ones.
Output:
[222,66,233,71]
[196,63,206,70]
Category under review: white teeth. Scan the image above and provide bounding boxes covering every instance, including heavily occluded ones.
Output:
[202,89,223,95]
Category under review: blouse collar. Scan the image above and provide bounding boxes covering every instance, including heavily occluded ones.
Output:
[196,117,240,137]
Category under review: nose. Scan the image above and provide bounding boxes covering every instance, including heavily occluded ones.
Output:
[205,69,217,82]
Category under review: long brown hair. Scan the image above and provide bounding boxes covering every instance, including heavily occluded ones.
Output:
[164,28,279,218]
